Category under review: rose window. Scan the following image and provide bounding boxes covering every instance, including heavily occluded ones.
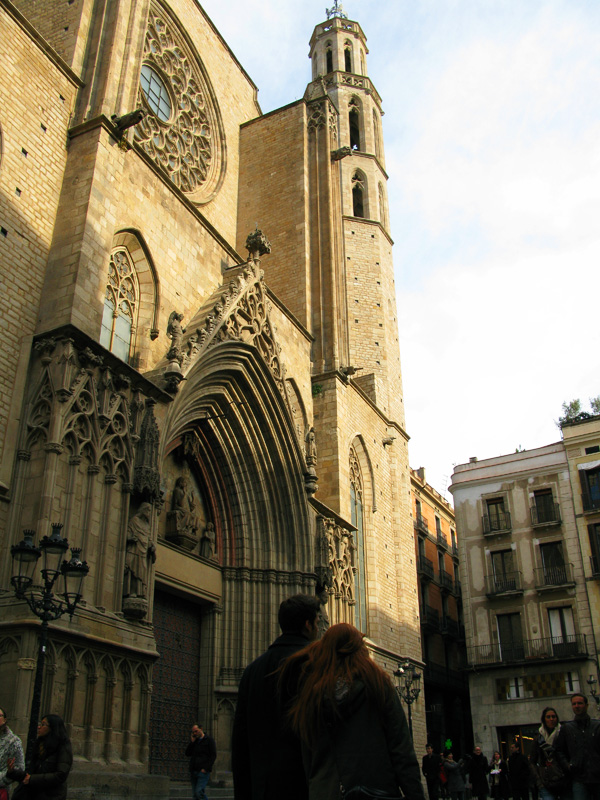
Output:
[134,3,224,203]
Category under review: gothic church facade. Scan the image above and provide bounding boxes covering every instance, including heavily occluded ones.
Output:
[0,0,422,791]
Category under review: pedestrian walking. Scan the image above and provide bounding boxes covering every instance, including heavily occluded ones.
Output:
[231,593,321,800]
[508,743,530,800]
[555,693,600,800]
[7,714,72,800]
[280,622,426,800]
[185,724,216,800]
[467,746,489,800]
[530,707,569,800]
[443,752,467,800]
[0,707,24,800]
[423,744,443,800]
[488,751,509,800]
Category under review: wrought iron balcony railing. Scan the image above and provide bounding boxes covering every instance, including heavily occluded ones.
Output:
[534,563,574,589]
[415,513,429,534]
[482,510,511,535]
[467,634,588,667]
[441,616,460,638]
[439,569,454,592]
[530,502,561,526]
[417,554,434,580]
[485,571,523,596]
[421,604,440,629]
[437,532,448,548]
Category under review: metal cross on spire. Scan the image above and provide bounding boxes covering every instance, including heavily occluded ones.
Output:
[326,1,348,20]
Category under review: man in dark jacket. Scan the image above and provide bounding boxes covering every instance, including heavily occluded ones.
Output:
[555,693,600,800]
[422,744,443,800]
[231,594,321,800]
[507,743,529,800]
[467,746,489,800]
[185,724,216,800]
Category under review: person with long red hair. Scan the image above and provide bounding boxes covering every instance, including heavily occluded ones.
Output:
[280,622,426,800]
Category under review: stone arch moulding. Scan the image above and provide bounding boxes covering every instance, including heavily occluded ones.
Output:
[350,434,376,513]
[162,340,312,573]
[133,0,227,205]
[111,229,160,363]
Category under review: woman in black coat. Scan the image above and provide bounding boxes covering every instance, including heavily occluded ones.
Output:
[280,623,425,800]
[8,714,73,800]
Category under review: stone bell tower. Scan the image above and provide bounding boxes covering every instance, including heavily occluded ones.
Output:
[304,1,402,426]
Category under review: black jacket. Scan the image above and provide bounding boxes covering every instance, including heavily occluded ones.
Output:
[185,733,216,773]
[422,753,442,783]
[231,632,310,800]
[507,752,530,792]
[300,679,425,800]
[554,713,600,784]
[8,740,72,800]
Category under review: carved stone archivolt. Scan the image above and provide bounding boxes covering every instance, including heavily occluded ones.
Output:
[133,1,224,203]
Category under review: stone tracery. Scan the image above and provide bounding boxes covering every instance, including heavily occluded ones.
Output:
[134,3,223,201]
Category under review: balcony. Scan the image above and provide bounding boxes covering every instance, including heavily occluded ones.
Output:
[530,503,561,527]
[415,513,429,534]
[437,532,448,549]
[421,604,441,630]
[451,543,459,557]
[439,569,454,593]
[485,571,523,597]
[453,578,462,596]
[417,554,434,580]
[482,510,511,535]
[441,616,460,638]
[424,663,468,692]
[534,563,575,590]
[467,634,589,667]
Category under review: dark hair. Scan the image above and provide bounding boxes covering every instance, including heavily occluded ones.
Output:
[426,743,433,749]
[540,706,559,731]
[35,714,70,759]
[278,594,320,634]
[571,693,588,705]
[280,623,393,743]
[0,707,6,720]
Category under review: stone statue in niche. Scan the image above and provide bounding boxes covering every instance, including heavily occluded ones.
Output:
[200,522,217,561]
[122,502,156,620]
[165,475,200,549]
[166,311,185,363]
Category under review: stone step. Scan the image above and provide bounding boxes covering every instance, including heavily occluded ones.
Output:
[169,779,234,800]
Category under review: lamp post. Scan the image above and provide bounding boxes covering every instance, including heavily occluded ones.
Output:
[11,524,89,760]
[394,660,421,740]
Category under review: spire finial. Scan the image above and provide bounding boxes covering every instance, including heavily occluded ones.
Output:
[326,1,347,20]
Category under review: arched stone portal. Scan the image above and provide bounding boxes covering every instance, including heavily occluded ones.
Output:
[151,337,316,772]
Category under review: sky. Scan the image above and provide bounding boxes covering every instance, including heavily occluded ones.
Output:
[199,0,600,498]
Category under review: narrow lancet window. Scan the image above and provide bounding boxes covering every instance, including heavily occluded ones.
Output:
[100,249,139,363]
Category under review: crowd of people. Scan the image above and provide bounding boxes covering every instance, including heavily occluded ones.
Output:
[421,696,600,800]
[2,595,599,800]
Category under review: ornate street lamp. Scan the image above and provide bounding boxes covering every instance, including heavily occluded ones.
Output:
[11,523,89,759]
[394,660,421,740]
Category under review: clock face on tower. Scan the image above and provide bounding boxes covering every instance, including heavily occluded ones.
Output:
[134,1,225,204]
